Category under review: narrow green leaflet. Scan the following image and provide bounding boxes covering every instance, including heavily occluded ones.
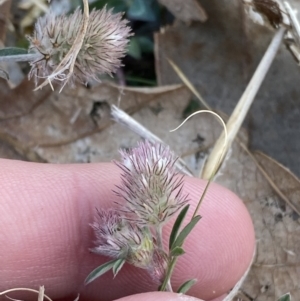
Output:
[170,246,185,257]
[112,258,126,278]
[169,204,190,250]
[177,279,197,294]
[277,293,291,301]
[0,47,28,57]
[171,215,201,251]
[84,259,119,285]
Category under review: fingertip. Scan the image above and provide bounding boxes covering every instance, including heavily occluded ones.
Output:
[115,292,203,301]
[0,159,255,301]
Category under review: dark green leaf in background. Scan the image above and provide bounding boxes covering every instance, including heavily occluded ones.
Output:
[277,293,291,301]
[127,0,159,22]
[128,37,142,60]
[0,47,28,57]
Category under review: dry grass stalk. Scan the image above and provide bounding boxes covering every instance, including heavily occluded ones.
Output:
[202,26,286,180]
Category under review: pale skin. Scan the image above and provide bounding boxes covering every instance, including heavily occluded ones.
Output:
[0,160,255,301]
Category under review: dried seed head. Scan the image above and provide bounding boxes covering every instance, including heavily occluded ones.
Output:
[252,0,283,28]
[115,141,189,226]
[27,7,132,87]
[243,0,283,28]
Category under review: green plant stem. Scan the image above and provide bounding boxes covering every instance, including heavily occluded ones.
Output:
[160,257,177,292]
[155,224,173,291]
[202,26,286,179]
[156,224,163,249]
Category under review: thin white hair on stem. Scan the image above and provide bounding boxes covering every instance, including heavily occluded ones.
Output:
[170,110,228,218]
[0,287,52,301]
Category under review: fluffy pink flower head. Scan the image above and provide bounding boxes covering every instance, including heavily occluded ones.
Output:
[27,7,132,87]
[89,142,188,285]
[91,209,155,269]
[115,141,189,226]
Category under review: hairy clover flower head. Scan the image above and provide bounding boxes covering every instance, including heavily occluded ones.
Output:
[90,142,189,285]
[27,7,132,87]
[115,141,189,226]
[91,209,154,269]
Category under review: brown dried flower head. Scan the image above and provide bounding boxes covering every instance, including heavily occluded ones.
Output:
[27,7,132,86]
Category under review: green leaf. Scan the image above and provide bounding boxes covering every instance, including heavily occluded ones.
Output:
[0,47,28,57]
[177,279,197,294]
[137,36,154,54]
[112,258,126,278]
[169,204,190,250]
[128,37,142,60]
[89,0,127,13]
[84,259,119,285]
[127,0,159,22]
[277,293,291,301]
[171,215,201,250]
[170,246,185,257]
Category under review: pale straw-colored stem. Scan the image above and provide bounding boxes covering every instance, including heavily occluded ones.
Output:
[202,26,286,180]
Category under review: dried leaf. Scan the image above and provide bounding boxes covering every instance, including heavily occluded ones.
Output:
[158,0,207,22]
[254,151,300,216]
[0,68,9,80]
[216,141,300,300]
[154,0,300,176]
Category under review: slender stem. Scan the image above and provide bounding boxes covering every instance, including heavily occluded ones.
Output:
[202,26,286,180]
[155,225,173,291]
[160,257,177,292]
[156,224,163,249]
[166,279,173,292]
[0,53,41,62]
